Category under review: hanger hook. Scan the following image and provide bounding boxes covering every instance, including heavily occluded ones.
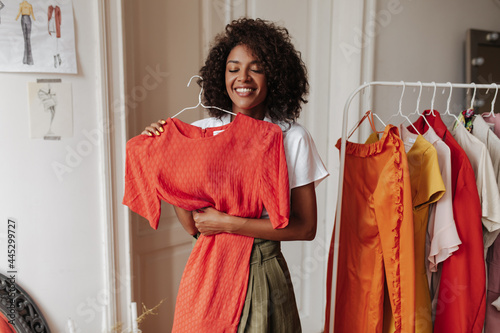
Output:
[415,81,423,114]
[398,81,406,115]
[446,82,453,113]
[430,82,437,116]
[187,75,202,87]
[470,82,477,110]
[362,81,371,111]
[171,75,236,118]
[184,75,205,104]
[491,83,498,117]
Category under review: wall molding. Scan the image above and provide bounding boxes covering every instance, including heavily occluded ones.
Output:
[98,0,132,330]
[325,0,376,331]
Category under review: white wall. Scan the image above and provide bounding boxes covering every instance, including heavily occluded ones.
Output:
[372,0,500,127]
[0,1,109,332]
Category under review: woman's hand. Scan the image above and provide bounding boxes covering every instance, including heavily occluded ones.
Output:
[193,207,245,236]
[141,119,166,136]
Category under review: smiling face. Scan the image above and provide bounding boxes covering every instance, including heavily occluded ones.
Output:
[225,44,268,120]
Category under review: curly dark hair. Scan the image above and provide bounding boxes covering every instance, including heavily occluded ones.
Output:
[198,18,308,123]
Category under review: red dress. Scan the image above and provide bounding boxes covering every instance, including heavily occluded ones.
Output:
[123,113,290,332]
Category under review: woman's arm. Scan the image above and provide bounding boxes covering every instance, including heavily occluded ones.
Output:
[193,182,317,241]
[173,206,199,236]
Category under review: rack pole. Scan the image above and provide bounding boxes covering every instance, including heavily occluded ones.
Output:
[328,80,499,332]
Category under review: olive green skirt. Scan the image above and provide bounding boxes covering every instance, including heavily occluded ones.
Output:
[237,238,302,333]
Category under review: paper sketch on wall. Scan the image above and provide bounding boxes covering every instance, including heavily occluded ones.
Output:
[0,0,77,73]
[0,1,5,24]
[28,81,73,139]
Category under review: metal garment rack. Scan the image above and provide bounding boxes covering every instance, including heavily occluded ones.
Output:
[328,80,499,332]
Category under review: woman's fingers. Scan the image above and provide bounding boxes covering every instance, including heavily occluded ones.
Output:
[141,119,166,136]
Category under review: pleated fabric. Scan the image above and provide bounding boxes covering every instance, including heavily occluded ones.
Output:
[325,125,415,333]
[383,129,446,333]
[237,238,301,333]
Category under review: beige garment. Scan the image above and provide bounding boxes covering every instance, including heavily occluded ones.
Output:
[451,123,500,248]
[472,115,500,246]
[422,126,461,271]
[473,115,500,190]
[417,126,462,323]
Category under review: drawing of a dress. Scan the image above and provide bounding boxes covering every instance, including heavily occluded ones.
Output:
[15,1,35,65]
[38,87,57,135]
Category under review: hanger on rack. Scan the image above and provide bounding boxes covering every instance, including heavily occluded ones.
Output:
[361,81,371,112]
[171,75,236,118]
[427,81,437,117]
[469,82,477,112]
[483,83,498,118]
[407,81,423,119]
[408,81,433,130]
[442,82,460,127]
[363,83,387,128]
[347,83,386,140]
[347,110,386,140]
[386,81,420,134]
[455,82,477,131]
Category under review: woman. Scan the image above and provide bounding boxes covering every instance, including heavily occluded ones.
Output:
[142,18,328,332]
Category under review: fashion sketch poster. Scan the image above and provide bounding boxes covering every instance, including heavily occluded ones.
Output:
[0,0,77,73]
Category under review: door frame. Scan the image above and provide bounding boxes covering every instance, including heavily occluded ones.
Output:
[97,0,133,330]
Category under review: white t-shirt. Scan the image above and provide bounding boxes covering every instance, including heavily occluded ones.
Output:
[191,114,329,189]
[190,114,330,218]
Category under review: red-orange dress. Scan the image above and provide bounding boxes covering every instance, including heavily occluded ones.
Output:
[123,113,290,332]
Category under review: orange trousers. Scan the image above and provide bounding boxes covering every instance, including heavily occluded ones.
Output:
[325,125,415,333]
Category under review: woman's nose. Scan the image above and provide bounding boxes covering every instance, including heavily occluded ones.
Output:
[237,70,250,82]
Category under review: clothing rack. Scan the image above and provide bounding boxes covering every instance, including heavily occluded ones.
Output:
[328,80,499,332]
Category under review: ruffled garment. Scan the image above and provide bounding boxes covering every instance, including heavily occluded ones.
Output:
[325,125,415,333]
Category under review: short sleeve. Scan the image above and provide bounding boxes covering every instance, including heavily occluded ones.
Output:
[415,146,446,210]
[282,123,329,189]
[122,135,161,229]
[260,126,290,229]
